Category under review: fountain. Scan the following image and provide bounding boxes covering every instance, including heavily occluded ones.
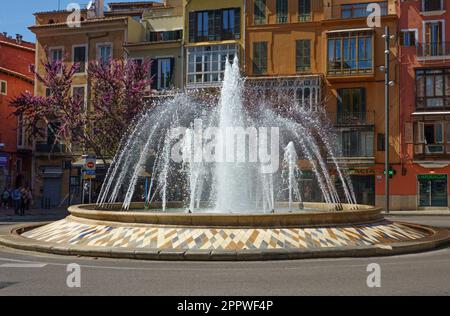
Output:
[3,57,448,261]
[96,57,356,213]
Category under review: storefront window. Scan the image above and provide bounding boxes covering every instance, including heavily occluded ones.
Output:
[418,174,448,207]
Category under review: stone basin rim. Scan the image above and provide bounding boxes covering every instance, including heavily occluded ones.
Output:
[69,202,383,227]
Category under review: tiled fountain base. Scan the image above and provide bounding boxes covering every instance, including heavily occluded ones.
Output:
[22,218,428,251]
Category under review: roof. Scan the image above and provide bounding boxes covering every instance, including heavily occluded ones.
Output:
[108,1,164,7]
[0,33,35,50]
[29,16,129,30]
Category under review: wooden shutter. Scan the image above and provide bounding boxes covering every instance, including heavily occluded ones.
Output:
[235,8,241,39]
[404,122,413,144]
[189,12,195,42]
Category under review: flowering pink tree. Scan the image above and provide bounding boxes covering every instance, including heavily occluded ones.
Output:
[11,56,152,160]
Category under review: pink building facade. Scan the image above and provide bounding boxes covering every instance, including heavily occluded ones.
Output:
[398,0,450,209]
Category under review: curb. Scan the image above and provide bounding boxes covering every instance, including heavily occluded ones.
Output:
[0,223,449,262]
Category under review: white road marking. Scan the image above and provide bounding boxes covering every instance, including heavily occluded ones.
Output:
[0,263,47,268]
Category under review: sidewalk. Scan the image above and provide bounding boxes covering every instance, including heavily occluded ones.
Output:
[383,210,450,216]
[0,207,69,222]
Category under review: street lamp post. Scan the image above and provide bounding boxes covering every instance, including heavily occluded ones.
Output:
[384,26,391,214]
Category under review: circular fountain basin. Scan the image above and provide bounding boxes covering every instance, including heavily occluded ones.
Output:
[69,202,383,227]
[1,202,448,261]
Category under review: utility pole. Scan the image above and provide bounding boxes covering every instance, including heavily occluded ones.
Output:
[384,26,390,214]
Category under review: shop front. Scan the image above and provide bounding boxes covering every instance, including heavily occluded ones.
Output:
[418,174,448,207]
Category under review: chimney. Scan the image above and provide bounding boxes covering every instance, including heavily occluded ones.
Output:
[16,34,23,45]
[2,32,7,38]
[95,0,104,17]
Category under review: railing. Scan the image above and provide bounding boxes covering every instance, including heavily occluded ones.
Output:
[331,111,375,126]
[326,1,388,20]
[35,142,67,154]
[417,42,450,58]
[148,30,182,42]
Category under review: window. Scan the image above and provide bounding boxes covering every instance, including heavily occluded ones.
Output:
[338,130,374,157]
[49,48,63,62]
[328,31,373,75]
[337,88,366,124]
[341,2,387,19]
[45,87,52,97]
[97,44,112,64]
[377,133,385,151]
[17,115,24,147]
[423,21,444,57]
[0,80,6,95]
[422,0,443,12]
[73,45,87,73]
[298,0,311,22]
[296,40,311,73]
[276,0,288,23]
[253,42,268,75]
[151,58,174,90]
[416,68,450,110]
[189,8,240,43]
[400,31,416,46]
[187,44,237,87]
[424,122,444,153]
[149,30,182,42]
[254,0,266,25]
[447,122,450,143]
[72,86,86,110]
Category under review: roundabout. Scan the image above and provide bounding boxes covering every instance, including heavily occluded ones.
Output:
[0,203,448,261]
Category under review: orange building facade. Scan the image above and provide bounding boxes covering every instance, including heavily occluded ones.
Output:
[245,0,402,208]
[0,33,34,190]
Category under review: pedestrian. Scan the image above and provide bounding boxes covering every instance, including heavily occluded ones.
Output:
[19,187,27,216]
[1,188,9,208]
[12,187,21,215]
[26,188,33,211]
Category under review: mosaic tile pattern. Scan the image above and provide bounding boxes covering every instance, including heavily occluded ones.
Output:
[22,219,428,250]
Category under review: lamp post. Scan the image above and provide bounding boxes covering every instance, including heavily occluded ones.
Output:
[382,26,395,214]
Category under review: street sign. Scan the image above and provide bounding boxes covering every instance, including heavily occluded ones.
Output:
[83,156,96,180]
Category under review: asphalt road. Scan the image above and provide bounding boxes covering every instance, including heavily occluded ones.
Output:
[0,216,449,296]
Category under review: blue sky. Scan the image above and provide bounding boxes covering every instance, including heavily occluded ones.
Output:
[0,1,161,42]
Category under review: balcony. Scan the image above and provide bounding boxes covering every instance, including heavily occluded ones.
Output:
[417,42,450,59]
[35,142,67,155]
[326,1,388,20]
[414,143,450,161]
[148,30,182,43]
[332,111,375,126]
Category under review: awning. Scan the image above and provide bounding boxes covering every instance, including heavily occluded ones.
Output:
[147,15,183,32]
[412,111,450,116]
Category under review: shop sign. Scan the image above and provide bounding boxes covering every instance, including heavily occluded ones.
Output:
[418,174,447,181]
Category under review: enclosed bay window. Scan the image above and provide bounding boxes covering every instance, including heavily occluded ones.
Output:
[327,31,373,75]
[187,44,237,87]
[337,88,367,124]
[416,68,450,110]
[337,130,374,157]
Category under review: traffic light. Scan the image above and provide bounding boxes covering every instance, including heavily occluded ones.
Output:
[384,168,396,178]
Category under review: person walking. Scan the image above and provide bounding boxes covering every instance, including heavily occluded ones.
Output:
[12,187,21,215]
[26,188,33,211]
[19,187,27,216]
[1,188,10,208]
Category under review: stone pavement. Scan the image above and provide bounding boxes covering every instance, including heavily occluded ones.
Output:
[0,207,68,222]
[382,210,450,216]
